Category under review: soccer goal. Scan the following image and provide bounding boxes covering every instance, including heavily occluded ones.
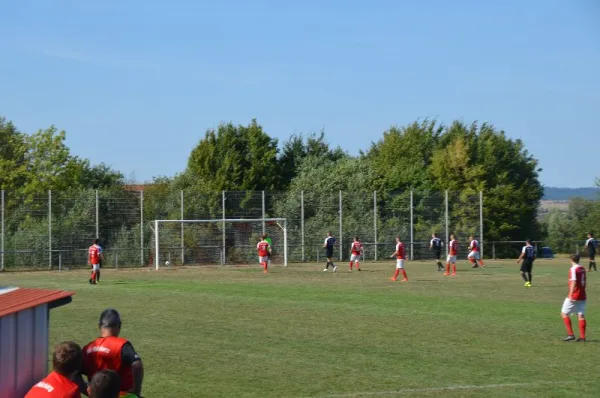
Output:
[151,218,287,270]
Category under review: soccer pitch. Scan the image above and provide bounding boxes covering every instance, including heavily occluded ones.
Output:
[3,260,599,397]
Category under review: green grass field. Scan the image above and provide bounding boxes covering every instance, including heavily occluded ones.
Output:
[3,259,600,397]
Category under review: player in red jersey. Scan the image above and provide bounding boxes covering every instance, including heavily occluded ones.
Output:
[25,342,83,398]
[88,239,104,285]
[561,254,588,342]
[257,235,271,274]
[348,237,363,271]
[390,236,408,282]
[467,235,485,268]
[445,234,458,276]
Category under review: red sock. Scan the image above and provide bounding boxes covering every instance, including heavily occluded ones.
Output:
[469,258,476,265]
[579,319,586,339]
[401,269,407,279]
[349,262,353,270]
[563,317,574,336]
[445,263,450,273]
[452,264,457,273]
[356,262,360,270]
[393,269,400,279]
[479,260,485,266]
[91,271,96,281]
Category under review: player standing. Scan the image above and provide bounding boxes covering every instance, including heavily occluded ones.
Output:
[467,235,485,268]
[88,239,104,285]
[390,236,408,282]
[257,235,271,274]
[561,254,587,342]
[584,232,597,272]
[348,236,363,271]
[445,234,458,276]
[430,233,444,271]
[323,232,337,272]
[516,239,536,287]
[265,235,273,268]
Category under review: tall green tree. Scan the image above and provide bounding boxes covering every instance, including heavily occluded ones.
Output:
[0,117,27,189]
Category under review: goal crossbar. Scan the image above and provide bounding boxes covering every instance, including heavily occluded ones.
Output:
[153,218,287,270]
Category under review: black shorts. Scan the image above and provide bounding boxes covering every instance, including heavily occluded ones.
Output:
[520,260,533,273]
[326,248,334,258]
[588,251,595,261]
[432,250,441,260]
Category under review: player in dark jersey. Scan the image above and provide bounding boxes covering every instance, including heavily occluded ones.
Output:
[429,233,444,271]
[584,232,597,272]
[516,239,536,287]
[322,232,337,272]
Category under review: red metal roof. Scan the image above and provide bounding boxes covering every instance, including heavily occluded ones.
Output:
[0,288,74,318]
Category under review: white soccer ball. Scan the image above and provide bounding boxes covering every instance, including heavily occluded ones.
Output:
[165,261,170,266]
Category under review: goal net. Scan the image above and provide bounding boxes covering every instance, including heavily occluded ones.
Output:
[150,218,287,270]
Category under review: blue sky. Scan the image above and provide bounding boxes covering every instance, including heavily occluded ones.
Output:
[1,0,599,187]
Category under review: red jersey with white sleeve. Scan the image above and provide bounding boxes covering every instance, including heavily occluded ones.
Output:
[351,242,363,255]
[569,264,587,301]
[449,240,458,256]
[469,240,479,252]
[88,244,101,265]
[395,242,406,259]
[257,241,270,257]
[24,370,80,398]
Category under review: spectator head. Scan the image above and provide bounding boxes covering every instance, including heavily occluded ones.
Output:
[52,341,82,378]
[571,253,580,264]
[87,370,121,398]
[99,308,122,337]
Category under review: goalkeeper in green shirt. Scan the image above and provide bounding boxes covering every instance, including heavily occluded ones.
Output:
[265,235,273,267]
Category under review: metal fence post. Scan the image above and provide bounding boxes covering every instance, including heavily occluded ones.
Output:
[262,190,266,234]
[373,191,378,261]
[479,191,484,258]
[1,190,4,271]
[301,191,305,262]
[339,190,343,261]
[48,190,52,269]
[180,190,184,265]
[410,190,414,260]
[140,190,144,266]
[445,190,449,256]
[222,191,226,265]
[95,189,99,238]
[493,243,496,260]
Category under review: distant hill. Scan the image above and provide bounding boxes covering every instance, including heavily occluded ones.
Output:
[543,187,599,201]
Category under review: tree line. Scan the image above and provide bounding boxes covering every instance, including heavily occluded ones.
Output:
[2,114,597,265]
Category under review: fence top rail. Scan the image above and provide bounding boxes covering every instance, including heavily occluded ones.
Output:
[154,218,287,223]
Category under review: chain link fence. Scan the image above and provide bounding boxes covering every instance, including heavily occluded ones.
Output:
[0,189,524,270]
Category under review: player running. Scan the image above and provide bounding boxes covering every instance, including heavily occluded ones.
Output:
[323,232,337,272]
[430,233,444,271]
[445,234,458,276]
[467,235,485,268]
[257,235,271,274]
[348,237,363,271]
[516,239,536,287]
[584,232,597,272]
[390,236,408,282]
[561,254,587,342]
[88,239,104,285]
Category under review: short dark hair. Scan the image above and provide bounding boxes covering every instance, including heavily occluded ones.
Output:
[526,239,532,244]
[354,236,359,241]
[93,239,100,245]
[52,341,82,376]
[395,236,401,240]
[89,370,121,398]
[99,309,122,329]
[261,234,267,240]
[571,253,580,263]
[589,232,594,237]
[433,233,438,237]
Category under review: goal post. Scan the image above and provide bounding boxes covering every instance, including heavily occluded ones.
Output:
[152,218,288,270]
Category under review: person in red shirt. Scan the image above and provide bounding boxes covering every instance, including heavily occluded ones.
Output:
[25,341,83,398]
[561,254,588,342]
[256,235,271,274]
[467,235,485,268]
[82,309,144,397]
[348,237,363,271]
[87,370,122,398]
[390,236,408,282]
[445,234,458,276]
[88,239,104,285]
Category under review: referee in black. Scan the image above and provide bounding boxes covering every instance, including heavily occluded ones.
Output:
[322,232,337,273]
[584,232,598,271]
[430,233,444,271]
[516,239,536,287]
